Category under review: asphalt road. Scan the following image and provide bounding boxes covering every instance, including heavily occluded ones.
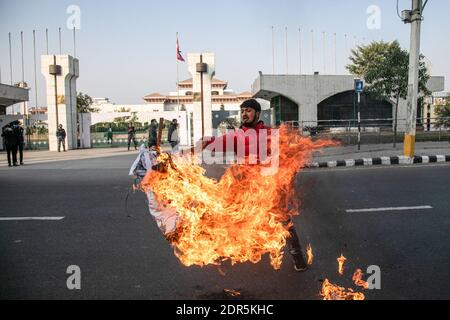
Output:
[0,154,449,300]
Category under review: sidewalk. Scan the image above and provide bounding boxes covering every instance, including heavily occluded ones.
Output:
[0,147,136,166]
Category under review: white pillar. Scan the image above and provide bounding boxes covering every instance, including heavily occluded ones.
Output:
[41,55,79,151]
[188,53,215,143]
[79,113,91,149]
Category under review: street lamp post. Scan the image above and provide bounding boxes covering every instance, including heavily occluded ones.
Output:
[403,0,423,157]
[196,54,207,138]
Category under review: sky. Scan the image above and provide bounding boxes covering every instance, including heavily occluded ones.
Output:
[0,0,449,106]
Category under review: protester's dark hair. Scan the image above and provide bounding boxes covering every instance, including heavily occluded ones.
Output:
[151,119,157,123]
[172,119,177,123]
[240,99,261,112]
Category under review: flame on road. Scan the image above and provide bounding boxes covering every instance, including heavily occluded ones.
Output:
[321,279,365,300]
[337,254,347,275]
[224,289,241,297]
[352,269,369,289]
[306,244,314,266]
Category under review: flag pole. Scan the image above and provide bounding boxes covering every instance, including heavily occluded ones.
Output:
[298,28,302,75]
[271,26,275,75]
[177,32,180,112]
[285,27,288,75]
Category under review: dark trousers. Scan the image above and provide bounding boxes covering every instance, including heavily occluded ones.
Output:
[286,225,303,256]
[6,145,18,166]
[58,137,66,152]
[18,142,24,163]
[169,141,179,152]
[128,135,137,150]
[148,140,157,148]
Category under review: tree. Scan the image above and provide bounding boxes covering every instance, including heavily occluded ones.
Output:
[77,92,98,113]
[115,107,131,113]
[435,96,450,128]
[347,41,430,146]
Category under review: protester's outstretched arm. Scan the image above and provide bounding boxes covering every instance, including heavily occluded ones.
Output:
[203,131,236,153]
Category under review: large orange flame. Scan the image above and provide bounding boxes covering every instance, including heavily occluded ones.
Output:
[142,126,336,269]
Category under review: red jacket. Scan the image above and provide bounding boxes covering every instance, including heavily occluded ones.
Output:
[204,121,272,163]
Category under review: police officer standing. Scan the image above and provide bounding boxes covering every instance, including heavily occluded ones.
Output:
[148,119,158,148]
[167,119,179,152]
[12,121,25,165]
[57,124,67,152]
[2,124,19,167]
[127,123,137,151]
[107,124,114,145]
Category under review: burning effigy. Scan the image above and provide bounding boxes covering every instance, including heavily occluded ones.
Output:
[133,125,336,270]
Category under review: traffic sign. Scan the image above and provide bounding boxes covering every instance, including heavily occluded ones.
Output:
[355,79,364,93]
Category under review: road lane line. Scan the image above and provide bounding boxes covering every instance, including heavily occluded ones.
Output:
[0,217,65,221]
[346,206,433,213]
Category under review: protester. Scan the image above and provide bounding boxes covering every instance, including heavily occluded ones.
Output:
[202,99,309,272]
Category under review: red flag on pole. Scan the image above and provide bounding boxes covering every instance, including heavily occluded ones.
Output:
[177,35,185,62]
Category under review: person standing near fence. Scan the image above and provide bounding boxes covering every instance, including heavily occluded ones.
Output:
[127,123,137,151]
[167,119,180,153]
[2,124,19,167]
[107,124,114,145]
[148,119,158,148]
[57,124,67,152]
[13,121,25,165]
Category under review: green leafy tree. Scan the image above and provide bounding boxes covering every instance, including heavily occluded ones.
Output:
[435,96,450,128]
[77,92,98,113]
[347,41,430,146]
[115,107,131,113]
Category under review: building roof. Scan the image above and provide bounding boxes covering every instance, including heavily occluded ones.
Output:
[143,92,166,98]
[178,78,228,85]
[143,93,253,104]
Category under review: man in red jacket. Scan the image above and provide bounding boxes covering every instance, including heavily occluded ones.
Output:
[203,99,308,272]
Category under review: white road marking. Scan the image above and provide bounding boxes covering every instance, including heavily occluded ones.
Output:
[0,217,65,221]
[346,206,433,213]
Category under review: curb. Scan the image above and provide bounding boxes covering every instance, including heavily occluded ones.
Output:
[308,155,450,169]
